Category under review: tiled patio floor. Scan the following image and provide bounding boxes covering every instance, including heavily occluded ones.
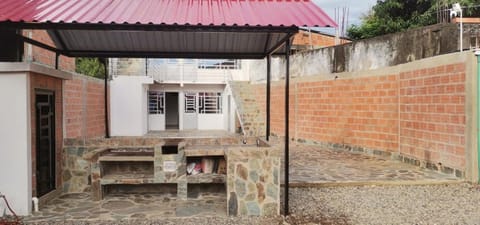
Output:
[24,143,461,223]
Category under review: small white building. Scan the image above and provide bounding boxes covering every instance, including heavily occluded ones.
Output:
[109,58,249,136]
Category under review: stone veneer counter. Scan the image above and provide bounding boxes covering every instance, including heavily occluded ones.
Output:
[65,137,281,216]
[226,145,282,216]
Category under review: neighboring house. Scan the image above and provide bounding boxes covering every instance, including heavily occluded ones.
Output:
[108,58,249,136]
[291,28,350,51]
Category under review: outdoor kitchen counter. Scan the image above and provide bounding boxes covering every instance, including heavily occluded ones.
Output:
[184,141,282,216]
[82,139,282,216]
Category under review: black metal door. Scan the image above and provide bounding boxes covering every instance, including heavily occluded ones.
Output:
[36,91,56,197]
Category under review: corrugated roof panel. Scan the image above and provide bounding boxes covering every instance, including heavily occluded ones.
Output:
[55,30,281,53]
[0,0,336,27]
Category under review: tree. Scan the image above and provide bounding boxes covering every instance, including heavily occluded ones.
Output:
[348,0,480,40]
[75,57,106,79]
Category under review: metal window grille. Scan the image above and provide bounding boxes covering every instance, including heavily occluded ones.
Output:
[198,59,241,69]
[198,92,222,114]
[184,93,197,113]
[148,91,164,114]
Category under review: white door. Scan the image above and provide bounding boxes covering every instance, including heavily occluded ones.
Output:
[183,92,197,130]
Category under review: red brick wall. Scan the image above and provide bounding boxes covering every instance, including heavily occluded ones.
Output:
[399,64,466,170]
[30,72,63,197]
[24,30,75,72]
[64,75,106,139]
[292,30,350,48]
[254,63,466,171]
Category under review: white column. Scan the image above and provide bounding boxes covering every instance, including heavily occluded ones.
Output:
[0,73,32,215]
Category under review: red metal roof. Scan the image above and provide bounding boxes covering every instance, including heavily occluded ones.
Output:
[0,0,336,27]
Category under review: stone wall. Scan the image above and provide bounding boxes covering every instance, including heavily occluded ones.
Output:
[154,143,187,200]
[248,52,473,179]
[227,144,281,216]
[63,138,166,193]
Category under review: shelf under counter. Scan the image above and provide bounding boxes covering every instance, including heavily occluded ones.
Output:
[98,156,154,162]
[186,173,226,184]
[100,174,155,185]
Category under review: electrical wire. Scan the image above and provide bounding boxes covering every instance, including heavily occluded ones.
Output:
[0,194,21,225]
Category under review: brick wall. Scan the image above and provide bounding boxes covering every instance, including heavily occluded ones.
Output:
[399,64,466,170]
[24,30,75,72]
[30,72,63,197]
[253,62,467,172]
[64,74,106,139]
[292,30,350,48]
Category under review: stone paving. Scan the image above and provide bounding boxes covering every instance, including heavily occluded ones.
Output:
[284,144,460,186]
[24,142,461,223]
[24,192,226,223]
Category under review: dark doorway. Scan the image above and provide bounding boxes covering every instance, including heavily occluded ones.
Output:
[165,92,179,130]
[35,90,56,197]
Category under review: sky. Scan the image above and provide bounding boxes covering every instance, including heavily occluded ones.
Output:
[313,0,378,34]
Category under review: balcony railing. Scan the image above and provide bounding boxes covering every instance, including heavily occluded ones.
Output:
[109,58,238,84]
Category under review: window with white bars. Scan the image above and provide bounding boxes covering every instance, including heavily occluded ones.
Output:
[184,93,196,113]
[198,92,222,114]
[148,91,164,114]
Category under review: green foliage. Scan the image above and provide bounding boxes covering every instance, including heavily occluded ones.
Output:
[347,0,480,40]
[75,57,106,79]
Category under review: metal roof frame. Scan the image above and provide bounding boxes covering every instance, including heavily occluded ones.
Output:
[2,21,298,59]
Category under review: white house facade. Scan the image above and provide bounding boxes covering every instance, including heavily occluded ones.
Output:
[109,58,250,136]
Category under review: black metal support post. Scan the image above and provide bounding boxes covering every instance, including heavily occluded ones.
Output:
[104,61,110,138]
[16,29,23,62]
[284,39,291,215]
[55,53,59,69]
[266,55,271,141]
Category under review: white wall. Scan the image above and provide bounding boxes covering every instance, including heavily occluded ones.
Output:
[148,114,165,130]
[110,76,153,136]
[0,73,32,216]
[198,114,225,130]
[149,84,230,131]
[112,77,238,133]
[141,84,149,133]
[229,60,250,81]
[225,94,236,133]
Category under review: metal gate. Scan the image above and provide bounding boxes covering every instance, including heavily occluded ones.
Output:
[35,90,56,197]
